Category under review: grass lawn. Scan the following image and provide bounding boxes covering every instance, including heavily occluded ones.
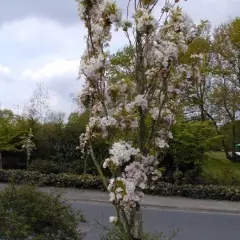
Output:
[202,151,240,185]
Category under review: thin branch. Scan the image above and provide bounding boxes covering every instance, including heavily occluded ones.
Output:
[149,0,158,12]
[127,0,132,19]
[90,144,108,189]
[125,31,134,50]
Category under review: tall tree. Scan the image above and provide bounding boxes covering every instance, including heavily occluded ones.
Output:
[209,79,240,161]
[212,17,240,161]
[77,0,203,238]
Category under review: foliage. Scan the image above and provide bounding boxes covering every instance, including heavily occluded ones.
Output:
[28,159,60,174]
[1,170,240,202]
[0,184,85,240]
[100,225,177,240]
[147,181,240,201]
[167,120,220,184]
[220,120,240,151]
[0,169,104,189]
[203,151,240,185]
[210,17,240,161]
[0,109,26,153]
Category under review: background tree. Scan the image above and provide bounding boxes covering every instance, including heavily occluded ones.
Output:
[209,79,240,161]
[211,17,240,161]
[0,109,26,168]
[23,82,50,125]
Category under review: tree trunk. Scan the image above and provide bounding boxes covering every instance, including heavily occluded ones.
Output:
[232,121,237,162]
[0,151,2,169]
[222,139,233,161]
[200,104,205,121]
[205,111,233,161]
[84,155,88,174]
[133,208,143,240]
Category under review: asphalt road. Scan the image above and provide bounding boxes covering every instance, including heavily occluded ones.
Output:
[73,201,240,240]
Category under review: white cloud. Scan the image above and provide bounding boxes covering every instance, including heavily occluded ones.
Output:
[0,17,84,116]
[21,59,79,82]
[0,0,239,117]
[0,64,10,75]
[180,0,240,27]
[0,17,85,71]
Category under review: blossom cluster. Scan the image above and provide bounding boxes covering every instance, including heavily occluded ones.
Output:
[134,7,157,33]
[104,141,160,211]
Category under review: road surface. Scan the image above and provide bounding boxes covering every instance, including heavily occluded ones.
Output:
[73,201,240,240]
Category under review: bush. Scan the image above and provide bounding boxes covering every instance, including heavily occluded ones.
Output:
[0,184,85,240]
[146,181,240,201]
[1,169,240,201]
[0,169,104,189]
[160,120,220,184]
[29,159,60,174]
[100,225,177,240]
[28,159,98,175]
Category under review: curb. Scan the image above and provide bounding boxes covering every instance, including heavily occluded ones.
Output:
[64,197,240,215]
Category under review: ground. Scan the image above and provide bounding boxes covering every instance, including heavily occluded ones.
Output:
[202,151,240,185]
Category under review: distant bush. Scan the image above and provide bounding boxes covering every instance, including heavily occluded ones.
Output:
[0,183,85,240]
[162,120,220,184]
[100,225,178,240]
[28,159,60,174]
[1,169,240,201]
[146,182,240,201]
[28,159,98,175]
[0,169,104,189]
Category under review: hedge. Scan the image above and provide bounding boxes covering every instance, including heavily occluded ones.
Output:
[0,169,104,190]
[146,182,240,202]
[0,169,240,201]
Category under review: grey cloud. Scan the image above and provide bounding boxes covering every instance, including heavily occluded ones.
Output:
[181,0,240,27]
[0,0,79,25]
[1,0,239,27]
[47,75,80,98]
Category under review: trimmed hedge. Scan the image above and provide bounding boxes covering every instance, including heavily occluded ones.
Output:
[0,169,240,201]
[0,169,104,190]
[146,182,240,202]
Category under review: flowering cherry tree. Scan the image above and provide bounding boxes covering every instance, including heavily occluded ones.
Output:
[77,0,203,238]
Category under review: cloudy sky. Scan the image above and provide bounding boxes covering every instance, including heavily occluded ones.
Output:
[0,0,239,116]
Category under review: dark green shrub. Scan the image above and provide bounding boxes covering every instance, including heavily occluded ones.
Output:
[28,159,60,174]
[146,182,240,201]
[100,225,178,240]
[0,169,104,189]
[164,120,220,184]
[0,184,85,240]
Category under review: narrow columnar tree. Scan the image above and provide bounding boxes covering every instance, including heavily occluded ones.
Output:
[22,128,35,169]
[77,0,203,238]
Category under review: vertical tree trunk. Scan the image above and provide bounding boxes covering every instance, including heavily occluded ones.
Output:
[135,29,144,238]
[0,151,2,169]
[133,208,143,240]
[84,155,88,174]
[200,105,205,121]
[232,120,237,162]
[205,111,233,161]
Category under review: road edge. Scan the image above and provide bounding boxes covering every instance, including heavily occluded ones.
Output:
[66,197,240,215]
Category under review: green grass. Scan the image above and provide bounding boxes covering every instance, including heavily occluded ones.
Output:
[202,151,240,185]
